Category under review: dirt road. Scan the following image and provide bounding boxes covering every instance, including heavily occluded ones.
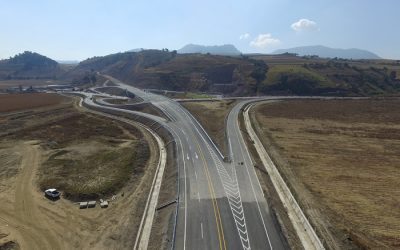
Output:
[0,141,61,249]
[0,136,159,249]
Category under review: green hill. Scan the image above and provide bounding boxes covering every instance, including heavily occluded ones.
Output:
[0,51,64,80]
[69,50,400,96]
[67,50,265,95]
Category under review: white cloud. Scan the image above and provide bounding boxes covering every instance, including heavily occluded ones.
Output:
[239,33,250,40]
[250,33,280,49]
[291,18,318,32]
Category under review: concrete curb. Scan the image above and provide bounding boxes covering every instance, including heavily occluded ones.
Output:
[243,103,325,250]
[134,124,167,250]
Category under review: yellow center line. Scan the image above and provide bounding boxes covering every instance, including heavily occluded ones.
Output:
[193,136,227,250]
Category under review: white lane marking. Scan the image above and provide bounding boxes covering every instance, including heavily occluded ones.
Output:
[204,141,251,249]
[186,154,190,160]
[169,128,188,250]
[234,111,273,250]
[194,170,198,180]
[201,223,204,239]
[178,104,252,249]
[195,152,198,159]
[228,137,233,160]
[197,191,200,202]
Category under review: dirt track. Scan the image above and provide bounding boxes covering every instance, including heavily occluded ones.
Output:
[0,137,159,249]
[0,141,61,249]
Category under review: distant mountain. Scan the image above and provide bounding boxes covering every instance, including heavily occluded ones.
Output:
[57,60,79,64]
[178,44,241,56]
[273,45,381,59]
[0,51,64,80]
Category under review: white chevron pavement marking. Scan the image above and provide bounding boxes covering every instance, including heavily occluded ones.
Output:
[205,142,252,249]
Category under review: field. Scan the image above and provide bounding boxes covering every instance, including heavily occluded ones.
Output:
[251,99,400,249]
[0,93,69,113]
[0,79,64,90]
[181,100,236,156]
[0,94,158,249]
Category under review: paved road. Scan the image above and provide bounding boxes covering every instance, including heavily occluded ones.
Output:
[78,76,288,250]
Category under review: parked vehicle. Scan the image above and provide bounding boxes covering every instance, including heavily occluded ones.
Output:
[45,188,61,199]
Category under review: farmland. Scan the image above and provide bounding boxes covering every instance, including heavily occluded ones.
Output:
[251,99,400,249]
[0,93,69,113]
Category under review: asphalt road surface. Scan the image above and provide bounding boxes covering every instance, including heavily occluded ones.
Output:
[78,76,288,250]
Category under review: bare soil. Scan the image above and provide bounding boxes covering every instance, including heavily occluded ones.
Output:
[0,79,63,90]
[0,95,160,249]
[252,99,400,249]
[181,100,237,156]
[0,93,69,113]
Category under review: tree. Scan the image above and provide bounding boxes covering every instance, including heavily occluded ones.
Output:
[90,75,97,83]
[82,75,90,83]
[390,71,397,80]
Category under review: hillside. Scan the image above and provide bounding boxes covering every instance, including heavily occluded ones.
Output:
[252,54,400,96]
[273,45,380,60]
[68,50,400,97]
[0,51,64,80]
[67,50,264,95]
[178,44,241,56]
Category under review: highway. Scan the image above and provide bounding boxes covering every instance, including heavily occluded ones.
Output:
[77,76,288,250]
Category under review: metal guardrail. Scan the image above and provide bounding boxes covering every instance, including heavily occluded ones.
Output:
[156,199,177,211]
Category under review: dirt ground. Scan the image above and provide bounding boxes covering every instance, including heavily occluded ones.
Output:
[181,100,236,156]
[0,80,63,90]
[0,93,69,113]
[0,95,160,249]
[252,99,400,249]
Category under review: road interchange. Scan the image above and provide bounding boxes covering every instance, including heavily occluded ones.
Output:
[75,76,288,250]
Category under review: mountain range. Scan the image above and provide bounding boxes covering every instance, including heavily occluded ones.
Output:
[1,49,399,97]
[273,45,381,59]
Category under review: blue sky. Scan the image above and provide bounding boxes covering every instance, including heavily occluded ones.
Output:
[1,0,399,60]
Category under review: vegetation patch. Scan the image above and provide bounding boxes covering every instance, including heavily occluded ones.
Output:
[1,101,151,201]
[40,140,149,200]
[181,100,236,156]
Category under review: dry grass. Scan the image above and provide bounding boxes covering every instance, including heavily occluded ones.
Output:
[120,103,168,119]
[0,93,68,113]
[253,99,400,249]
[41,141,149,200]
[181,100,236,155]
[1,99,151,201]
